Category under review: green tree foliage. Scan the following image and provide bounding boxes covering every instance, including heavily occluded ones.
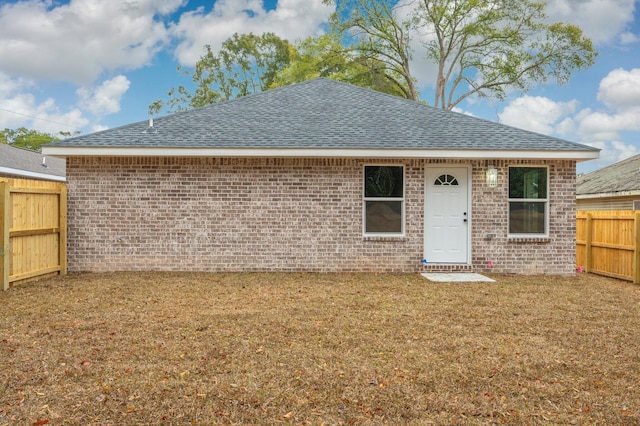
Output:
[150,32,293,114]
[271,34,351,85]
[324,0,419,100]
[326,0,597,109]
[271,33,407,97]
[0,128,68,152]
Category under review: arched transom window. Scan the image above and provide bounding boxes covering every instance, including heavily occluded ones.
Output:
[434,174,459,186]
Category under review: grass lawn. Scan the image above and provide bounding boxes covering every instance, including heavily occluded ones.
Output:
[1,272,639,425]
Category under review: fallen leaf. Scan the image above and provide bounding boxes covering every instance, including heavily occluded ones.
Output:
[32,420,49,426]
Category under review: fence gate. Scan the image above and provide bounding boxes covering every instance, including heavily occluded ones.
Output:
[576,210,640,283]
[1,178,67,290]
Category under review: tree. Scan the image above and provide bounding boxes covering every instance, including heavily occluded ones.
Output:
[0,128,67,152]
[150,32,293,114]
[326,0,597,109]
[271,33,407,98]
[418,0,597,109]
[271,34,351,86]
[324,0,419,100]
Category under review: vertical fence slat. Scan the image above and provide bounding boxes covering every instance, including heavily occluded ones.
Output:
[635,212,640,284]
[585,213,592,273]
[0,179,9,291]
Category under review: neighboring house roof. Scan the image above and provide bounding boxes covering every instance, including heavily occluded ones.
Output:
[0,143,66,181]
[577,153,640,198]
[44,78,599,161]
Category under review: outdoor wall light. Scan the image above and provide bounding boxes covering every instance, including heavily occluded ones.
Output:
[486,166,498,188]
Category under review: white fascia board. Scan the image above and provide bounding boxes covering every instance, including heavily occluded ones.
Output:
[42,146,600,161]
[0,166,66,182]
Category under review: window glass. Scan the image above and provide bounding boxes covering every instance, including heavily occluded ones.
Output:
[365,166,403,198]
[364,166,404,235]
[509,167,547,199]
[508,166,548,235]
[434,174,459,186]
[509,202,546,234]
[365,201,402,233]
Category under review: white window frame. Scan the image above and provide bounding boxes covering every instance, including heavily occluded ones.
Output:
[508,165,549,237]
[363,164,405,237]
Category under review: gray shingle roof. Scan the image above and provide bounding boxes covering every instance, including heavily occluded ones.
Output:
[48,78,597,152]
[577,154,640,195]
[0,143,65,180]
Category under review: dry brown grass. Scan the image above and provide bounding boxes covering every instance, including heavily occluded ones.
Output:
[1,272,639,425]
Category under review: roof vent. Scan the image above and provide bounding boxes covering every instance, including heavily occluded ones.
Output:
[42,156,48,168]
[143,118,157,134]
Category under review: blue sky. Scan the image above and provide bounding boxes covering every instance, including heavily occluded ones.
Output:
[0,0,638,173]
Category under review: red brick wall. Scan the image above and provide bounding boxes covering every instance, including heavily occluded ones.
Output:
[65,157,576,274]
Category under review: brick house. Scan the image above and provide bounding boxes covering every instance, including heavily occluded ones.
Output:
[43,78,598,275]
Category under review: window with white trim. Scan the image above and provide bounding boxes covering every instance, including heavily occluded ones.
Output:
[508,166,548,235]
[363,165,404,235]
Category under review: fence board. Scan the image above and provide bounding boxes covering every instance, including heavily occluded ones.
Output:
[0,181,9,290]
[577,210,640,283]
[0,178,67,290]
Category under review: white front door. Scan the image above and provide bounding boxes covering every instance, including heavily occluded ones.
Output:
[424,167,470,264]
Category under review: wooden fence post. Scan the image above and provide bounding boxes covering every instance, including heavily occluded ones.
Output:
[585,213,593,273]
[634,212,640,284]
[0,179,9,291]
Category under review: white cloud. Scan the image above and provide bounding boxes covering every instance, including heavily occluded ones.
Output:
[0,72,88,133]
[497,69,640,173]
[579,140,638,173]
[556,68,640,171]
[90,124,110,133]
[451,106,477,118]
[77,75,131,116]
[597,68,640,111]
[544,0,637,45]
[572,69,640,143]
[577,109,640,140]
[498,96,578,135]
[171,0,334,66]
[0,0,184,85]
[620,31,640,45]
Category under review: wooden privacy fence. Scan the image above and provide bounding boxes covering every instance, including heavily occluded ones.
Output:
[0,178,67,290]
[576,210,640,283]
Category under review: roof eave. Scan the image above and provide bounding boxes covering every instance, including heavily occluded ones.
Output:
[42,146,600,162]
[577,190,640,199]
[0,166,66,182]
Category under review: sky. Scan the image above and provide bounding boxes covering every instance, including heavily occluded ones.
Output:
[0,0,638,174]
